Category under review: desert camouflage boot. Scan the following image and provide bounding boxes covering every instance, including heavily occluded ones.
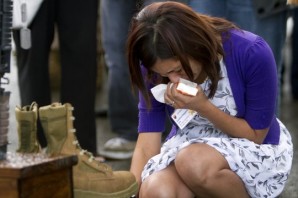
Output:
[39,102,138,198]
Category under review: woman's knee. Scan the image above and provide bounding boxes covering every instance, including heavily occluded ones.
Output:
[140,165,195,198]
[139,175,175,198]
[175,144,218,186]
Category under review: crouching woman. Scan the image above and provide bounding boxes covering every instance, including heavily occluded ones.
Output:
[126,2,293,198]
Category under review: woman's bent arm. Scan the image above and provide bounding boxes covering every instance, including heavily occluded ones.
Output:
[130,132,162,187]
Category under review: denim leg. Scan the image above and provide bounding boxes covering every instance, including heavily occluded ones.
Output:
[144,0,189,6]
[188,0,227,16]
[100,0,138,140]
[291,8,298,99]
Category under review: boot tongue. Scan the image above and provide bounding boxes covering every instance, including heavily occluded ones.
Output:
[19,101,38,111]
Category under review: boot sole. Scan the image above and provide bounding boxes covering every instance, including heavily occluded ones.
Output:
[74,181,138,198]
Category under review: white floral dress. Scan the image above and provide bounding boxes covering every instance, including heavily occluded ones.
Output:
[141,61,293,198]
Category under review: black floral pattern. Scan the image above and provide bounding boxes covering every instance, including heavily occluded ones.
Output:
[141,61,293,198]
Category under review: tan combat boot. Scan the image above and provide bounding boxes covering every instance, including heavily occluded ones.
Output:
[39,102,138,198]
[15,102,41,153]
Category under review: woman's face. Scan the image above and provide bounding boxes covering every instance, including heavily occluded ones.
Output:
[151,58,204,83]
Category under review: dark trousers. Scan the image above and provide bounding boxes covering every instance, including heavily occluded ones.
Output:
[13,0,99,154]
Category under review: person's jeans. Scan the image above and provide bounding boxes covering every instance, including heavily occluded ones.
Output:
[188,0,287,115]
[143,0,188,6]
[100,0,139,141]
[100,0,190,141]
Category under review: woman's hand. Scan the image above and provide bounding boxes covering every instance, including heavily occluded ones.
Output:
[165,82,268,144]
[165,82,209,113]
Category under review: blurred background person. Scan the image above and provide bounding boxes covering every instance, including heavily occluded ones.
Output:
[13,0,99,155]
[99,0,139,160]
[99,0,188,160]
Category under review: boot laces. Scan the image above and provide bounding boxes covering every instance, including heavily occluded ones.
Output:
[68,113,104,166]
[70,128,96,162]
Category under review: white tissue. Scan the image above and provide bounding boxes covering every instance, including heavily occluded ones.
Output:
[150,82,198,129]
[151,84,167,103]
[150,78,198,103]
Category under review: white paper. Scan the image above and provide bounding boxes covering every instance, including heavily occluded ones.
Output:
[171,109,197,129]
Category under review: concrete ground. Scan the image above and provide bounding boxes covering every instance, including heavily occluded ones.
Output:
[4,19,298,197]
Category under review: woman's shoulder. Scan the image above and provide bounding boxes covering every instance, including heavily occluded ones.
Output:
[225,29,268,51]
[223,28,277,90]
[223,29,274,62]
[228,29,259,43]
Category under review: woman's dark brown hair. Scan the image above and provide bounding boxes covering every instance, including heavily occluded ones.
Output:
[126,1,238,107]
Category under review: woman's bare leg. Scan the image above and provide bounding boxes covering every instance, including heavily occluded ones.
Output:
[140,164,195,198]
[175,143,250,198]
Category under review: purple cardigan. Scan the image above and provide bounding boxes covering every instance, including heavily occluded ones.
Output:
[138,29,280,144]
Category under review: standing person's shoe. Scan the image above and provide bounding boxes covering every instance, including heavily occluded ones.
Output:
[100,137,136,160]
[39,103,138,198]
[15,102,41,153]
